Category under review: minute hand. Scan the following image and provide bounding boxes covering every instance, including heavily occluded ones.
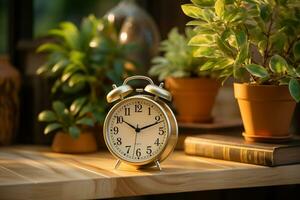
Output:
[140,121,162,131]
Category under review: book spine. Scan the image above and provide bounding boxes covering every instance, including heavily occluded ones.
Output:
[184,138,274,166]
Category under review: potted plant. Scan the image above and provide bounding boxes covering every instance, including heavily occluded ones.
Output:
[182,0,300,142]
[149,27,220,123]
[37,15,137,152]
[38,100,97,153]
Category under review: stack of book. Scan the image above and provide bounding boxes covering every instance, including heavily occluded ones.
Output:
[184,133,300,166]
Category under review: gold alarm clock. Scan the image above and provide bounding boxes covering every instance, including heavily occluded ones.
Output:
[103,75,178,170]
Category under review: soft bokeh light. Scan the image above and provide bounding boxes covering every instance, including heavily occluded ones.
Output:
[120,32,128,43]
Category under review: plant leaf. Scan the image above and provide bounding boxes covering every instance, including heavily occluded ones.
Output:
[235,30,247,48]
[37,43,65,53]
[68,74,86,87]
[188,35,213,46]
[181,4,204,19]
[76,118,94,127]
[51,60,68,74]
[202,8,214,22]
[293,41,300,61]
[191,0,215,7]
[36,65,49,75]
[68,126,81,139]
[79,104,93,117]
[200,60,216,71]
[216,36,236,57]
[245,64,269,78]
[52,101,66,116]
[44,123,62,135]
[193,47,216,57]
[60,22,80,49]
[270,32,287,52]
[215,0,225,18]
[186,20,205,26]
[235,43,249,64]
[213,58,234,70]
[289,78,300,102]
[38,111,57,122]
[269,55,288,73]
[70,97,87,115]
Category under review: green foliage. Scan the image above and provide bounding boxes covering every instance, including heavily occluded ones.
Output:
[182,0,300,102]
[38,100,95,138]
[37,15,137,135]
[149,27,209,81]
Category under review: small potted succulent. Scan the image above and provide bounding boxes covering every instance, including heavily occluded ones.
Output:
[38,100,97,153]
[182,0,300,142]
[149,27,220,123]
[37,15,137,152]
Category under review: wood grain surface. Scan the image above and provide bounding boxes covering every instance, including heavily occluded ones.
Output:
[0,146,300,199]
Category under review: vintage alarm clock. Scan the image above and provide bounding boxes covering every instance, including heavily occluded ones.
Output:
[103,75,178,170]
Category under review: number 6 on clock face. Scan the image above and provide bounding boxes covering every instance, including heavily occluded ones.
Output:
[104,96,171,165]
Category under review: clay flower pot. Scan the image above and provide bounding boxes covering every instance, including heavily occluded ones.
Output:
[165,77,220,123]
[52,131,98,153]
[234,83,296,142]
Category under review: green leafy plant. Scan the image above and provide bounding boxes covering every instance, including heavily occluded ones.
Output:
[37,15,137,134]
[149,27,209,81]
[38,99,94,138]
[182,0,300,102]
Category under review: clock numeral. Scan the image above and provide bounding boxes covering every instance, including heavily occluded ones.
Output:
[116,116,123,124]
[155,115,161,122]
[113,127,119,134]
[158,127,165,135]
[146,146,152,155]
[154,138,160,146]
[135,104,142,112]
[125,107,130,116]
[116,137,122,145]
[148,107,151,115]
[136,148,141,158]
[125,145,131,154]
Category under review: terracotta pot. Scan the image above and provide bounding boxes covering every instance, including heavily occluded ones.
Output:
[234,83,296,142]
[52,131,98,153]
[165,77,220,123]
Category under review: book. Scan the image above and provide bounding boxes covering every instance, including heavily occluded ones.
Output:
[184,133,300,166]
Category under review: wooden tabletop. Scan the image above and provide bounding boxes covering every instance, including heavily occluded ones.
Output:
[1,146,300,200]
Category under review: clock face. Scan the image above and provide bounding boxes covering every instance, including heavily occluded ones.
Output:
[104,96,170,164]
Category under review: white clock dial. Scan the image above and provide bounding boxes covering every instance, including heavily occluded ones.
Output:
[104,96,170,164]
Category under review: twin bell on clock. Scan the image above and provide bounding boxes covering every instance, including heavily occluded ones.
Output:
[103,75,178,170]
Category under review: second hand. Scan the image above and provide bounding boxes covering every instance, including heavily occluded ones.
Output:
[132,124,139,158]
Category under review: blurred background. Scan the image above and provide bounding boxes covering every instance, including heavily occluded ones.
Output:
[0,0,299,145]
[0,0,194,144]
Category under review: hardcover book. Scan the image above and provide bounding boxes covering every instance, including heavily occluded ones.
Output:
[184,133,300,166]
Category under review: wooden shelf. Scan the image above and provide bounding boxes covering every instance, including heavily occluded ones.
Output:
[1,146,300,199]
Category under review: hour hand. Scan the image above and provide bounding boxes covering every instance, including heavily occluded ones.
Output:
[123,120,136,130]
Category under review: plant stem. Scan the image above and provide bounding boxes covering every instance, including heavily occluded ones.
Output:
[263,15,274,67]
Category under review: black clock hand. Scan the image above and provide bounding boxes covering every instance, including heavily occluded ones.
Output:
[140,121,163,131]
[123,120,137,130]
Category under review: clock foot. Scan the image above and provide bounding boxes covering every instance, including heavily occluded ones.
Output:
[155,160,162,171]
[114,159,121,169]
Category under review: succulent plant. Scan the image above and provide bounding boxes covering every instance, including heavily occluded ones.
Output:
[38,99,95,138]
